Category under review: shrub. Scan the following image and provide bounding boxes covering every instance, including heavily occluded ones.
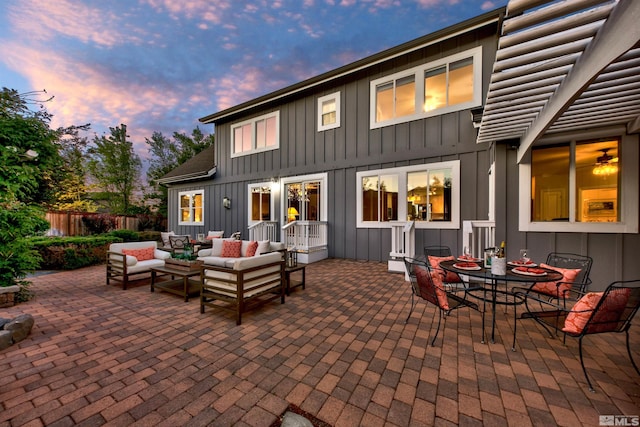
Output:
[109,229,140,242]
[82,213,116,234]
[29,236,122,270]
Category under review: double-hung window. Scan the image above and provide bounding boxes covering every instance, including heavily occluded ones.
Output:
[317,92,340,131]
[231,111,280,157]
[370,47,482,129]
[357,161,460,229]
[179,190,204,225]
[519,133,638,233]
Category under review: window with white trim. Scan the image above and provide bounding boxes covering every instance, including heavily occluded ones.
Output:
[231,111,280,157]
[370,47,482,129]
[247,183,274,223]
[317,92,340,131]
[519,133,638,233]
[357,161,460,229]
[178,190,204,225]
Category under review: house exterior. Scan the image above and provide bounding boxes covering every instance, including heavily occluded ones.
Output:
[161,1,640,290]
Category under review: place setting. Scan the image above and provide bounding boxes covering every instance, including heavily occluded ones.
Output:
[453,247,482,270]
[509,249,546,276]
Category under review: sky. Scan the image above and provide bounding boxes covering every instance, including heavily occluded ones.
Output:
[0,0,503,168]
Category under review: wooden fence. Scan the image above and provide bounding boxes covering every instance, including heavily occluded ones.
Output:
[45,211,165,236]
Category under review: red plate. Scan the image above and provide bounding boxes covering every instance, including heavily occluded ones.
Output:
[508,260,538,267]
[512,267,547,276]
[453,262,482,271]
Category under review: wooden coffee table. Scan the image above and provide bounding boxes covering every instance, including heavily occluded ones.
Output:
[150,265,201,302]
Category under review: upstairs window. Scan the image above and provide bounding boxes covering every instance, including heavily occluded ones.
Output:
[370,47,482,129]
[317,92,341,131]
[179,190,204,225]
[231,111,279,157]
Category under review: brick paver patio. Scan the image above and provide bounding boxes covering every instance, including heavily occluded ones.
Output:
[1,258,638,426]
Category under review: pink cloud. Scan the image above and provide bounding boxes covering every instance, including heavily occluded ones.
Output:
[142,0,231,24]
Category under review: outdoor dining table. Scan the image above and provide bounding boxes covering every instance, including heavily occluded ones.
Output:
[439,259,564,343]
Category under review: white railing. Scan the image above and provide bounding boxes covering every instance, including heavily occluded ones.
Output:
[389,221,415,260]
[248,221,279,241]
[282,221,328,252]
[462,220,496,259]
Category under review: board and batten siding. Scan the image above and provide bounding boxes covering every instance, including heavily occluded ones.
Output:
[167,21,498,262]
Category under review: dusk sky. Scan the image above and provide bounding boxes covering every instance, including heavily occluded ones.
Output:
[0,0,503,165]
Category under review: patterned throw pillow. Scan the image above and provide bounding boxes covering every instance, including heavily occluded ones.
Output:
[531,263,581,298]
[414,264,449,310]
[246,241,259,257]
[563,288,630,334]
[221,240,242,258]
[428,255,461,283]
[122,246,155,261]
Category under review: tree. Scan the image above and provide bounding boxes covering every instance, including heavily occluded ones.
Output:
[0,88,56,297]
[145,127,214,215]
[87,124,142,214]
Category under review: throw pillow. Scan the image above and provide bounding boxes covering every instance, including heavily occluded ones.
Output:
[122,246,155,261]
[246,241,259,257]
[256,240,271,255]
[563,288,631,335]
[531,263,581,298]
[221,240,242,258]
[414,264,449,310]
[206,230,224,240]
[428,255,461,283]
[160,231,175,247]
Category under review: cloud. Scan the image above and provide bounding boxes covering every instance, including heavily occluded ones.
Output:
[143,0,231,24]
[6,0,137,47]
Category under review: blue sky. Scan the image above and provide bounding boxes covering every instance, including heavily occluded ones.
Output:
[0,0,503,163]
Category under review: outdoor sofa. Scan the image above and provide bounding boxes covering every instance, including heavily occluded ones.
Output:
[106,241,171,290]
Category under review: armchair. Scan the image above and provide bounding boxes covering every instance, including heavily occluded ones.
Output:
[512,279,640,391]
[404,257,484,346]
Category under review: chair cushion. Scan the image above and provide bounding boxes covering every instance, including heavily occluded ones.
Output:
[414,264,449,310]
[428,255,461,283]
[160,231,175,247]
[530,263,581,298]
[563,288,630,334]
[206,230,224,240]
[122,246,155,261]
[222,240,242,258]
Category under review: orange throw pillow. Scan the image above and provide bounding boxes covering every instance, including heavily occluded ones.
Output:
[563,288,630,334]
[530,263,581,298]
[122,247,155,261]
[428,255,461,283]
[414,264,449,310]
[221,240,242,258]
[246,241,259,257]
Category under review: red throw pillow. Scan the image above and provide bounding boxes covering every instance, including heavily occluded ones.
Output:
[246,241,259,257]
[428,255,461,283]
[531,263,581,298]
[563,288,630,334]
[122,246,155,261]
[414,265,449,310]
[221,240,242,258]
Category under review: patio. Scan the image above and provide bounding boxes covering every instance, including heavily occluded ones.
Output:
[1,259,638,427]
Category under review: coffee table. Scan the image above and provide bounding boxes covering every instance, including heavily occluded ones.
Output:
[285,264,306,296]
[150,265,201,302]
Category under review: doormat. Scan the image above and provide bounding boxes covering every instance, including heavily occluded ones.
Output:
[270,404,332,427]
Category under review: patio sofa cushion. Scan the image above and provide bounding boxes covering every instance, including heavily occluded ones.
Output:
[206,230,225,239]
[222,240,242,257]
[122,246,155,261]
[245,241,258,257]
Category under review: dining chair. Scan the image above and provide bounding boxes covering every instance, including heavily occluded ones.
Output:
[404,257,484,345]
[423,245,466,288]
[512,279,640,392]
[169,235,191,254]
[424,245,452,257]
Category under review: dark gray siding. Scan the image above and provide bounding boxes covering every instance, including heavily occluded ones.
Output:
[167,22,498,261]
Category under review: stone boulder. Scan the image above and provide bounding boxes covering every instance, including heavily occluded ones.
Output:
[0,313,34,350]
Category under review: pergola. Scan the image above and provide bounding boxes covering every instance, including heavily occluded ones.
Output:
[477,0,640,162]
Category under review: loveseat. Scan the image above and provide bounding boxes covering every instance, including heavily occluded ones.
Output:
[106,241,171,289]
[198,240,286,325]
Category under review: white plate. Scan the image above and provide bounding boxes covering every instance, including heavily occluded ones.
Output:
[508,261,538,267]
[511,267,547,277]
[453,263,482,271]
[457,257,482,263]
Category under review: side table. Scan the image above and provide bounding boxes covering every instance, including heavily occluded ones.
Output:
[284,265,306,296]
[150,266,201,302]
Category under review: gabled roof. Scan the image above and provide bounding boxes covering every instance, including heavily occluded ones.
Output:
[199,8,504,125]
[477,0,640,162]
[157,145,216,185]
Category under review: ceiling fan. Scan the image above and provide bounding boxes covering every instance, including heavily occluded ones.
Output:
[593,148,619,176]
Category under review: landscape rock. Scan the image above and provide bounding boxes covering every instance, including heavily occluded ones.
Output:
[3,313,35,343]
[0,330,12,350]
[281,411,314,427]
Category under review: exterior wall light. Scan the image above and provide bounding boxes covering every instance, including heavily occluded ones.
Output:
[223,197,231,209]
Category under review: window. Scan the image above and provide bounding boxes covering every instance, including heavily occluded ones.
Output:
[519,133,638,233]
[317,92,340,131]
[370,47,482,129]
[248,183,273,223]
[281,173,328,225]
[231,111,279,157]
[357,161,460,229]
[178,190,204,225]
